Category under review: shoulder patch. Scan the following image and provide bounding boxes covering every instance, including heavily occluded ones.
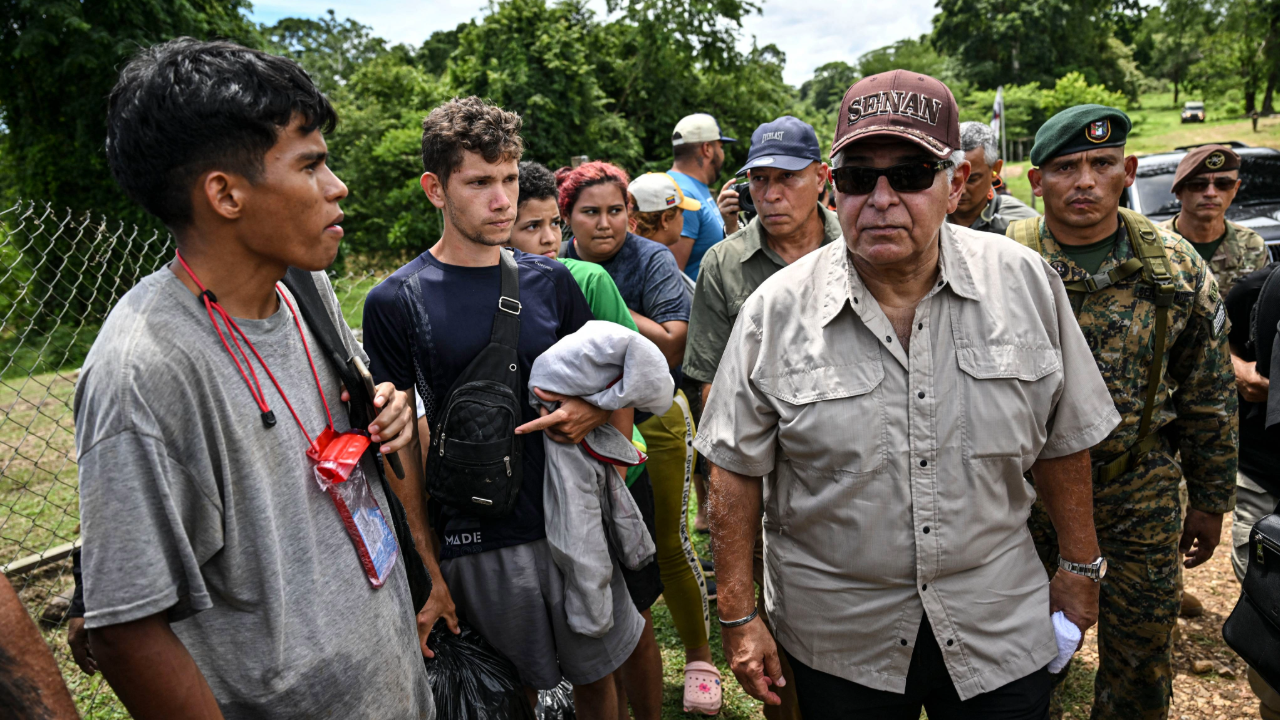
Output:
[1213,300,1226,337]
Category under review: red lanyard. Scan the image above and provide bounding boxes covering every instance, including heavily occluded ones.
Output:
[174,251,333,451]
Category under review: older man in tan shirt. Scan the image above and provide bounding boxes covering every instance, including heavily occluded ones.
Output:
[697,70,1119,718]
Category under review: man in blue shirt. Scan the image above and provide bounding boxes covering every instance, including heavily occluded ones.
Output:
[363,97,642,718]
[668,113,737,280]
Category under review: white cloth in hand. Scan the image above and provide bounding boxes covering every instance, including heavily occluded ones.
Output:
[1049,611,1082,674]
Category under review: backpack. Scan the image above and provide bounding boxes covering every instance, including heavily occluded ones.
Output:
[279,268,433,613]
[418,248,525,519]
[1006,208,1176,484]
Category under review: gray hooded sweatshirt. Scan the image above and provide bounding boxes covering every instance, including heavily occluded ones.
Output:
[529,321,675,637]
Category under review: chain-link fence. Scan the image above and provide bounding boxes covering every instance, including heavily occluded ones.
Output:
[0,201,387,718]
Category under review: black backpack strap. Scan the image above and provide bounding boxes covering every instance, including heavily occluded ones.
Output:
[279,268,434,612]
[492,249,521,350]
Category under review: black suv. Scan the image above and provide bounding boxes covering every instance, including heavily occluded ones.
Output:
[1122,143,1280,261]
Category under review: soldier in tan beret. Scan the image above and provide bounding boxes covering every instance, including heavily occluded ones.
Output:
[1157,144,1268,299]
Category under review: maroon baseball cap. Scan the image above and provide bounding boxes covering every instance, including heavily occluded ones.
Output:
[831,70,960,160]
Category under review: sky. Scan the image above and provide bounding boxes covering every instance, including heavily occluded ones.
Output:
[248,0,937,87]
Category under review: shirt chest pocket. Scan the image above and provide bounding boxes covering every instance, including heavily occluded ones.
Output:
[754,362,888,475]
[954,345,1061,460]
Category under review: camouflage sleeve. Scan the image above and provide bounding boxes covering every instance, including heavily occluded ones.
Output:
[1168,266,1238,514]
[1248,235,1270,274]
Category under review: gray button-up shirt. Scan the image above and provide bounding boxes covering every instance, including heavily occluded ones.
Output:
[695,223,1118,699]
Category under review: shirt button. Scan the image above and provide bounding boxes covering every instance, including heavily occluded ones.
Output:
[923,526,930,534]
[922,584,928,591]
[917,391,925,399]
[900,639,908,646]
[946,639,955,647]
[917,323,923,330]
[886,335,892,342]
[920,459,928,467]
[853,297,859,304]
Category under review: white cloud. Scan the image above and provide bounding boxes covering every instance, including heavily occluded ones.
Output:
[248,0,933,87]
[740,0,935,85]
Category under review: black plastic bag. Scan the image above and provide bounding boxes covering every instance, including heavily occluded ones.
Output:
[424,622,535,720]
[536,680,576,720]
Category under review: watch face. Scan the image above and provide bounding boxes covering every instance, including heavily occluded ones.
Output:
[1097,558,1108,579]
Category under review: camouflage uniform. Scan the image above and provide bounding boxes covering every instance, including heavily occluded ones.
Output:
[1008,215,1238,720]
[1157,215,1269,299]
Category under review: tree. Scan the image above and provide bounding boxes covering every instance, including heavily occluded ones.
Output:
[857,36,952,81]
[932,0,1143,97]
[0,0,259,226]
[449,0,642,169]
[263,10,391,94]
[325,55,450,259]
[798,61,858,114]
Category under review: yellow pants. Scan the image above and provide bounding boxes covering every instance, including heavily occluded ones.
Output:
[637,390,709,650]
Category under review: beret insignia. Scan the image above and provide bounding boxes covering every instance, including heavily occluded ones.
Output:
[1086,120,1111,143]
[1206,151,1226,170]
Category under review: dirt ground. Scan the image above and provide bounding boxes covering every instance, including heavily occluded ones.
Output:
[1061,514,1258,719]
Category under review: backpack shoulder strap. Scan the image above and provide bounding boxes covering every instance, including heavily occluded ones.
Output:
[492,248,522,350]
[279,267,434,613]
[1005,217,1044,254]
[281,268,367,414]
[1091,210,1177,484]
[1119,208,1175,286]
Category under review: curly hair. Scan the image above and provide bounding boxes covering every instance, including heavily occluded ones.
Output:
[518,161,558,207]
[421,96,523,186]
[554,161,631,220]
[631,205,680,239]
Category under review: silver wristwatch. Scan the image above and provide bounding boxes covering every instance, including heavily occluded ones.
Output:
[1058,556,1107,581]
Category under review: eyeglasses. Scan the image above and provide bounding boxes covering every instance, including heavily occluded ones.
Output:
[831,160,954,195]
[1182,177,1238,193]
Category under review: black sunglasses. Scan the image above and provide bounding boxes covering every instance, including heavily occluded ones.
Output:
[1182,177,1238,193]
[832,160,954,195]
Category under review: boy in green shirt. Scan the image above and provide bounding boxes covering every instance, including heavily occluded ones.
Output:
[509,160,664,720]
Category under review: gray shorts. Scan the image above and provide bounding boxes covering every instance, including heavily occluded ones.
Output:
[441,538,643,689]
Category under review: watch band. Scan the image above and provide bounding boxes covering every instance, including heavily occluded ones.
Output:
[1058,555,1106,581]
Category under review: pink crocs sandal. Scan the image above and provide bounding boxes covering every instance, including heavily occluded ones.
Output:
[683,661,723,715]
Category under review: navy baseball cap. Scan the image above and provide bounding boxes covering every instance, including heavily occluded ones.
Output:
[737,116,822,176]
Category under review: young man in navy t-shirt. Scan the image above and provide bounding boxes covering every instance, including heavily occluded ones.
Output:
[362,97,642,718]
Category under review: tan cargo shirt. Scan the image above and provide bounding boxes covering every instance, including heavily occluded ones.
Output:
[695,223,1119,699]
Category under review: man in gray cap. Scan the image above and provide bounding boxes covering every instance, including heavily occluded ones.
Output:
[1007,104,1237,720]
[698,71,1116,718]
[947,121,1038,234]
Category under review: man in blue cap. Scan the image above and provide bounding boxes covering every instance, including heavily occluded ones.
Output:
[683,115,841,720]
[1006,104,1237,720]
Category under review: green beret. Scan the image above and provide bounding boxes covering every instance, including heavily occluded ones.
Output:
[1030,104,1132,167]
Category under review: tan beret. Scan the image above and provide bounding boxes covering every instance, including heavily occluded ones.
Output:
[1172,144,1240,192]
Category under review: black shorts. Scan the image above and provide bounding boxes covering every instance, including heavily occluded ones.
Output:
[620,467,663,612]
[783,615,1052,720]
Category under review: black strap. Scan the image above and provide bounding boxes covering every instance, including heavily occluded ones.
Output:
[492,248,521,349]
[279,268,433,613]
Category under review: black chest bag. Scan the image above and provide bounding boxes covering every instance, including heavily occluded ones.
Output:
[421,249,525,519]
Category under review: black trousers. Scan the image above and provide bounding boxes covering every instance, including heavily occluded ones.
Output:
[783,617,1052,719]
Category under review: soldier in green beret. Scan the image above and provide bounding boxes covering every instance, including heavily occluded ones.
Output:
[1006,104,1238,720]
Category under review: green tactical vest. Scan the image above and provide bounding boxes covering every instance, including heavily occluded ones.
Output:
[1006,208,1176,483]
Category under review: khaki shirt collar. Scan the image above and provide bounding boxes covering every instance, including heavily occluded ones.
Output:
[740,203,843,266]
[819,222,981,328]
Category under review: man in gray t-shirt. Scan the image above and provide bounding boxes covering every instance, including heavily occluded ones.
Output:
[79,39,435,719]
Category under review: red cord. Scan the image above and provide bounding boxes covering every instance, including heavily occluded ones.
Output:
[174,251,332,450]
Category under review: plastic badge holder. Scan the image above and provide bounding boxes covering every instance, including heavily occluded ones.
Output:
[310,428,399,588]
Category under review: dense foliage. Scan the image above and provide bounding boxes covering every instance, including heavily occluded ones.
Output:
[2,0,1278,261]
